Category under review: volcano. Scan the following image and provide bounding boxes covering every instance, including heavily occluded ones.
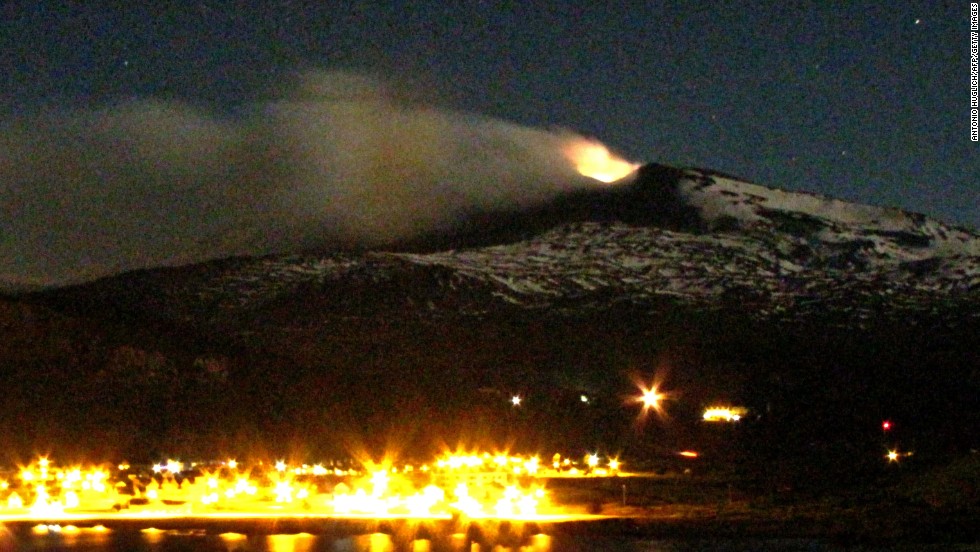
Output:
[1,162,978,464]
[32,162,978,325]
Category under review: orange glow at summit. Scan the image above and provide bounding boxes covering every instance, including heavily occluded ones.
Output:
[563,138,640,183]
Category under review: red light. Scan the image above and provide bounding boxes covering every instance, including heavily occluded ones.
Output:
[882,421,891,431]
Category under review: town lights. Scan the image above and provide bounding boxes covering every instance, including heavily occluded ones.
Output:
[702,407,748,422]
[0,452,637,524]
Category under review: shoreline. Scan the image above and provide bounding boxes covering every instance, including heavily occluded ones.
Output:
[1,504,976,546]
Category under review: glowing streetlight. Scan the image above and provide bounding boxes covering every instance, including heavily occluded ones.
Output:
[630,376,673,423]
[638,386,663,413]
[511,395,522,407]
[886,450,900,462]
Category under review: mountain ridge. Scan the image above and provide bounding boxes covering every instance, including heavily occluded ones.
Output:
[27,162,977,330]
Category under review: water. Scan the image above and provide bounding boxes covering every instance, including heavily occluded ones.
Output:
[1,526,975,552]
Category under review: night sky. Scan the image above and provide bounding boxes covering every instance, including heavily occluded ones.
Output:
[2,1,977,229]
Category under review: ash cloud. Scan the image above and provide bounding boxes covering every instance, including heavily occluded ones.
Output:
[0,71,599,290]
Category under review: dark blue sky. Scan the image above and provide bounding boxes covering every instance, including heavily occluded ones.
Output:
[3,1,976,229]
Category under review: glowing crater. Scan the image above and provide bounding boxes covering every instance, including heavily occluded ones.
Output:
[563,139,640,183]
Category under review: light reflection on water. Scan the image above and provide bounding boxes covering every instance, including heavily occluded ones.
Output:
[0,526,965,552]
[0,526,545,552]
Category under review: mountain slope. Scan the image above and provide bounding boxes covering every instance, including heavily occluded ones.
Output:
[33,163,978,333]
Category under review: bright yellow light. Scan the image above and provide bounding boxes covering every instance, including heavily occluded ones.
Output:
[164,459,182,474]
[511,395,522,406]
[886,450,900,462]
[642,389,661,408]
[0,451,628,523]
[702,407,748,422]
[638,386,663,412]
[564,138,640,183]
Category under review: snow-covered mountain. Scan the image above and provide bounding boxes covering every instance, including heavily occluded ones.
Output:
[38,163,977,336]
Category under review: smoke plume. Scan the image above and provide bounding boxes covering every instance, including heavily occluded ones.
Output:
[0,71,609,290]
